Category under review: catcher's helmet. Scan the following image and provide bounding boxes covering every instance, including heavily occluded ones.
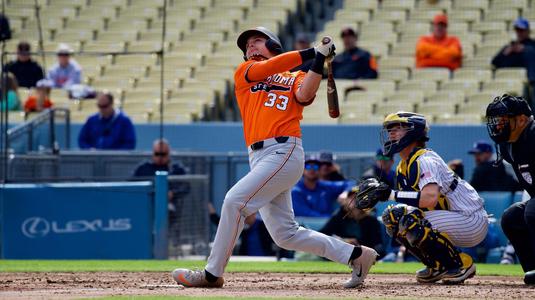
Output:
[237,27,283,60]
[485,94,532,144]
[381,112,429,156]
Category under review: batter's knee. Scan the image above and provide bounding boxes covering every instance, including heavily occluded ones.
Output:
[221,195,252,217]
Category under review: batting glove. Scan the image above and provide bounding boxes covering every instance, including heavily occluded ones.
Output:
[315,36,336,57]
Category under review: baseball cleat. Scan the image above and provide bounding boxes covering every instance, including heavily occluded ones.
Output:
[441,263,476,284]
[171,268,224,288]
[416,267,448,283]
[343,246,378,288]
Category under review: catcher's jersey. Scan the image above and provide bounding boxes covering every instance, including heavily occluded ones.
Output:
[234,51,308,147]
[396,148,484,215]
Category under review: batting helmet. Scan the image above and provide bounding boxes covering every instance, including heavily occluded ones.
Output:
[486,94,532,144]
[237,27,283,60]
[381,112,429,156]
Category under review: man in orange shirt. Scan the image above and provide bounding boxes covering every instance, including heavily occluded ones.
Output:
[172,27,378,289]
[415,14,462,70]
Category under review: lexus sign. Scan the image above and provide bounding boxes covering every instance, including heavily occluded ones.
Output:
[21,217,132,238]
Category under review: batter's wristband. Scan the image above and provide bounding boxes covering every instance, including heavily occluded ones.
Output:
[394,191,420,207]
[298,48,316,62]
[310,53,326,74]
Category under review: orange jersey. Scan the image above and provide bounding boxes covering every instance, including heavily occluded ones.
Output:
[234,51,310,147]
[415,35,462,70]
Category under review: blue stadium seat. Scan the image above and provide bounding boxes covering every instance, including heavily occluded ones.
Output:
[479,191,514,219]
[479,191,515,246]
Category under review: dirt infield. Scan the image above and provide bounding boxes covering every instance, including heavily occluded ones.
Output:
[1,272,534,299]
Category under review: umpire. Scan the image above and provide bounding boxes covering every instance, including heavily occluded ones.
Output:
[486,94,535,284]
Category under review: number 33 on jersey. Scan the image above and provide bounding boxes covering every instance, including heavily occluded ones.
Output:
[234,60,311,146]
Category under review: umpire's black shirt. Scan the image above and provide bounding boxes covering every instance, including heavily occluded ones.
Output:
[499,119,535,197]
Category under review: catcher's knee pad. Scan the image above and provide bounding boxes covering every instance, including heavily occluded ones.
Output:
[381,204,409,237]
[398,212,462,270]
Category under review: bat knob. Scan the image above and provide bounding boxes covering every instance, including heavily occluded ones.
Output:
[321,37,331,45]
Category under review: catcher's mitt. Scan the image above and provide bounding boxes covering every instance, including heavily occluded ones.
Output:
[352,178,392,210]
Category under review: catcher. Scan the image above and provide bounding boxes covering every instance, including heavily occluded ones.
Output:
[353,112,489,284]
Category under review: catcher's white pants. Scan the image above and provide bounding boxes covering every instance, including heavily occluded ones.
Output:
[205,137,354,277]
[425,210,488,248]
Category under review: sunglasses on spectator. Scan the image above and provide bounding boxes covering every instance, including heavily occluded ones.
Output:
[305,164,320,171]
[98,103,111,109]
[153,152,169,157]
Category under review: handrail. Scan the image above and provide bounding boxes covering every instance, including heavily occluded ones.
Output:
[6,108,70,153]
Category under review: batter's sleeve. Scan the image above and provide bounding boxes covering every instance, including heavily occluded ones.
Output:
[242,51,305,83]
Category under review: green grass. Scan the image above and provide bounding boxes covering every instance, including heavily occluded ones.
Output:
[0,260,524,276]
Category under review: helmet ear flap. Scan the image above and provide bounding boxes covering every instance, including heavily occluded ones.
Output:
[265,38,283,54]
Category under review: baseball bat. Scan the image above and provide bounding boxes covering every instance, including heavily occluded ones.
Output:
[322,37,340,119]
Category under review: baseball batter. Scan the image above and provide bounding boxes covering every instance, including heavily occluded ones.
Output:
[172,27,378,288]
[354,112,489,284]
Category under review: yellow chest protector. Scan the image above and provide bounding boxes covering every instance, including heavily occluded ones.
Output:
[396,148,450,211]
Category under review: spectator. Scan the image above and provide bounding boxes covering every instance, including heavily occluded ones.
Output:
[361,149,396,189]
[320,188,386,258]
[238,213,277,256]
[133,139,186,177]
[24,79,54,113]
[468,140,519,192]
[447,159,465,179]
[4,42,45,88]
[133,138,188,218]
[78,91,136,150]
[331,27,378,79]
[47,43,82,89]
[291,154,353,217]
[0,13,11,41]
[0,72,21,111]
[415,14,462,70]
[491,18,535,107]
[291,33,313,72]
[318,151,345,181]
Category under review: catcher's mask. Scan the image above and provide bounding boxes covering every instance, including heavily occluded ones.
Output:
[237,27,283,61]
[485,94,532,145]
[381,112,429,156]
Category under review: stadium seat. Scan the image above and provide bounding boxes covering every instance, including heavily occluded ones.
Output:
[448,10,482,23]
[386,90,425,104]
[345,90,385,104]
[426,90,466,103]
[490,0,528,10]
[463,57,492,69]
[354,80,397,96]
[453,69,492,83]
[375,102,416,116]
[472,21,507,34]
[482,79,524,95]
[381,0,415,11]
[411,68,451,83]
[434,113,484,124]
[494,68,527,81]
[378,69,410,83]
[379,57,414,70]
[484,10,519,22]
[344,0,378,12]
[441,80,480,94]
[398,80,438,97]
[417,102,457,115]
[453,0,489,11]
